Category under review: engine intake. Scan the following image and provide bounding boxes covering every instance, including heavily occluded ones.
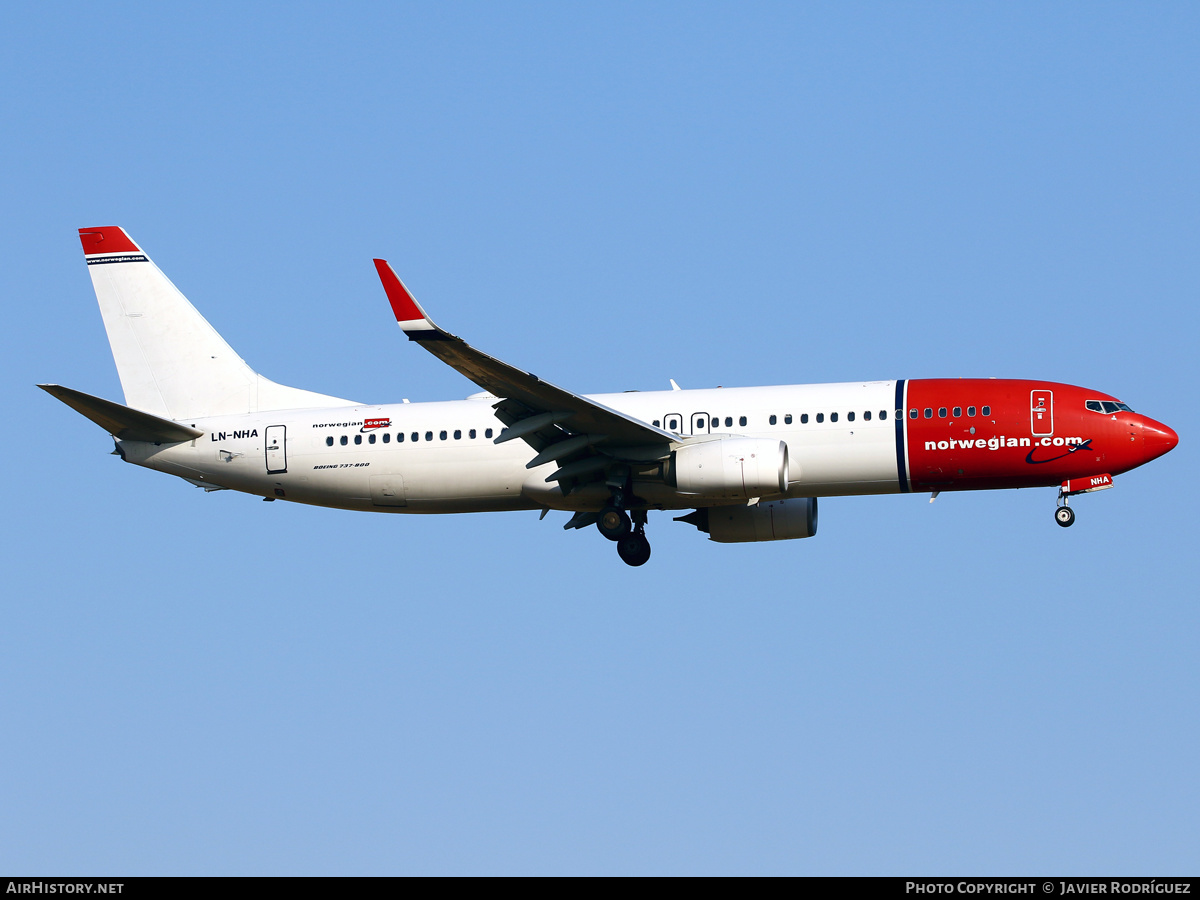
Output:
[670,438,789,500]
[677,497,818,543]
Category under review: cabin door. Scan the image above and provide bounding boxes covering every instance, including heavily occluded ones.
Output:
[265,425,287,474]
[1031,390,1054,436]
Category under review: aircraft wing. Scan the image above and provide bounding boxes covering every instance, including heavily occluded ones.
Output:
[373,260,677,470]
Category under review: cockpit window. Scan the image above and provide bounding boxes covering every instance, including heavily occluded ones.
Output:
[1090,400,1134,414]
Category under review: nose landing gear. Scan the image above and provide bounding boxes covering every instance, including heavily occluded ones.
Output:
[1055,473,1114,528]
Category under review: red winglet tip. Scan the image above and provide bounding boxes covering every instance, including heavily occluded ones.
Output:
[78,226,141,256]
[373,258,425,323]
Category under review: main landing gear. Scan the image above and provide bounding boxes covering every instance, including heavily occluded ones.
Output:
[597,504,651,566]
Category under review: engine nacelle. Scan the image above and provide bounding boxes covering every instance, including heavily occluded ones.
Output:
[678,497,818,543]
[671,438,789,500]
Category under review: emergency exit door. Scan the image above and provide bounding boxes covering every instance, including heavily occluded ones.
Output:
[1031,391,1053,436]
[265,425,287,474]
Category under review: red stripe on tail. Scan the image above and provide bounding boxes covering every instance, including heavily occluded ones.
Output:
[79,227,141,256]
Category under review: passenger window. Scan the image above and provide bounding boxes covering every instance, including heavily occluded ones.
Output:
[725,417,733,427]
[383,432,390,444]
[967,406,976,417]
[454,430,461,440]
[831,412,839,423]
[883,410,890,420]
[924,408,932,418]
[711,417,719,427]
[982,406,991,416]
[425,431,433,442]
[816,413,824,423]
[411,432,418,442]
[784,414,792,425]
[485,428,493,439]
[439,430,447,441]
[910,409,918,419]
[952,407,961,417]
[354,434,362,445]
[369,433,376,444]
[469,429,477,438]
[653,420,660,427]
[398,432,405,443]
[864,410,871,421]
[848,411,855,422]
[340,435,348,445]
[668,417,679,430]
[800,413,809,424]
[739,416,747,426]
[326,436,333,447]
[769,415,777,425]
[938,407,947,418]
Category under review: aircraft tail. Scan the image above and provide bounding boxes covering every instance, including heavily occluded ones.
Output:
[78,226,355,420]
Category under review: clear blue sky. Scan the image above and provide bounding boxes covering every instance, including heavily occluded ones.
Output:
[1,1,1197,875]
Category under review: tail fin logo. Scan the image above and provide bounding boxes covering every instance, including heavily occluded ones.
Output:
[80,227,147,265]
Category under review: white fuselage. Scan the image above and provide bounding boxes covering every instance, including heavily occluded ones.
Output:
[120,381,905,512]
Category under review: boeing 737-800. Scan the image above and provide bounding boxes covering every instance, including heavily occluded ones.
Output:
[41,226,1178,566]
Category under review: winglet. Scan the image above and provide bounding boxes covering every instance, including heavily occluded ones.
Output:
[373,259,439,335]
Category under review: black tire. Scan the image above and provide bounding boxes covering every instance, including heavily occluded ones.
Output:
[617,534,652,567]
[1055,506,1075,528]
[597,506,631,541]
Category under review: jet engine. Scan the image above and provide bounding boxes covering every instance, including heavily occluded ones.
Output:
[670,438,789,500]
[676,497,818,543]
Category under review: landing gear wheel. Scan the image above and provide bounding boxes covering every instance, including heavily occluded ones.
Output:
[617,533,652,567]
[1055,506,1075,528]
[597,506,632,541]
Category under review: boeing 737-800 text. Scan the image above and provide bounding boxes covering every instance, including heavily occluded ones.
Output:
[41,226,1178,566]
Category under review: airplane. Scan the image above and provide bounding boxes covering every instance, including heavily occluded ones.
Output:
[41,226,1179,567]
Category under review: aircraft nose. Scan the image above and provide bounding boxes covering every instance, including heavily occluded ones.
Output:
[1142,417,1178,463]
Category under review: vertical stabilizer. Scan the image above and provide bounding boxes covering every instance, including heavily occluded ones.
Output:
[79,226,354,419]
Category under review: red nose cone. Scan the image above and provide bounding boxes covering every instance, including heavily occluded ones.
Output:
[1143,418,1178,463]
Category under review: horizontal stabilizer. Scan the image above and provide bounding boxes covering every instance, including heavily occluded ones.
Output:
[38,384,203,443]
